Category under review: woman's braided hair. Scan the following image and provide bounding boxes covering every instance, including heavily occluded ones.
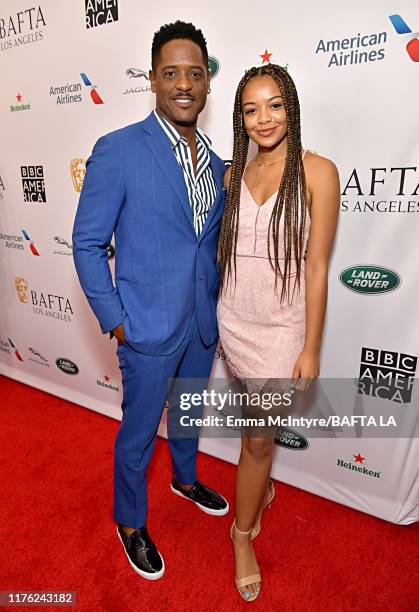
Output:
[217,64,307,304]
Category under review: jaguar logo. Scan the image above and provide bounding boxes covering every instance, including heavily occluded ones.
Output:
[29,347,48,363]
[54,236,72,249]
[125,68,149,79]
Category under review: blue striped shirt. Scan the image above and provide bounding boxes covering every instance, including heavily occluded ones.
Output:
[154,109,218,236]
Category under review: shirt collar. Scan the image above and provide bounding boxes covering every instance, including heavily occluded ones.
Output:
[154,109,212,151]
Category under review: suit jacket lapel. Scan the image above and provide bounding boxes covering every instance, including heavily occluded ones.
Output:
[198,151,224,244]
[141,113,195,234]
[140,113,225,242]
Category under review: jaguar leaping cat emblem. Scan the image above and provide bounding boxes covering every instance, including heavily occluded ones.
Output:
[125,68,150,80]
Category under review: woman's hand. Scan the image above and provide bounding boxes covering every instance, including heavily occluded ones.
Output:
[291,349,320,392]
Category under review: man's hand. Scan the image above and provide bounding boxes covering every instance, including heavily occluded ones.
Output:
[111,322,125,344]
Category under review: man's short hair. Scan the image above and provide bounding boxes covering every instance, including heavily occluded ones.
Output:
[151,20,208,69]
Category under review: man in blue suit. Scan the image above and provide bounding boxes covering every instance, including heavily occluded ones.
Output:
[72,21,228,580]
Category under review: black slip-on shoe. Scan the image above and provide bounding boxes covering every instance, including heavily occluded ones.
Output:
[116,524,165,580]
[170,476,229,516]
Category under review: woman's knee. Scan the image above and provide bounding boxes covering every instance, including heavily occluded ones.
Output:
[242,436,273,461]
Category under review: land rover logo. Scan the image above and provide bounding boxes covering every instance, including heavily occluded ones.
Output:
[56,357,79,375]
[208,56,220,78]
[340,265,401,294]
[274,427,308,450]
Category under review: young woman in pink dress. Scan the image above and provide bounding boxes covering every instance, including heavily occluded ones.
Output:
[217,64,340,601]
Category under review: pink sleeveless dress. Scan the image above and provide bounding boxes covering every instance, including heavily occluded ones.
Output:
[217,151,311,384]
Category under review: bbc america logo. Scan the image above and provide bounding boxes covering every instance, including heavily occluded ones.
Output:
[358,347,417,404]
[21,166,46,202]
[85,0,118,29]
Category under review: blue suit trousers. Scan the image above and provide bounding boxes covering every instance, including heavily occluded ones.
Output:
[113,311,217,528]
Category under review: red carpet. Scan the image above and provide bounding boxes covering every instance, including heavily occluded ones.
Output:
[0,375,418,612]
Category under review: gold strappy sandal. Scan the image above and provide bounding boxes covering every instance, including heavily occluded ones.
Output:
[250,478,275,540]
[230,520,261,602]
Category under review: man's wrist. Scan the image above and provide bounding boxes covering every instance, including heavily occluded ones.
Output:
[109,322,123,340]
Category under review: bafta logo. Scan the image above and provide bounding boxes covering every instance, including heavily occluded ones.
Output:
[15,277,28,303]
[70,159,86,192]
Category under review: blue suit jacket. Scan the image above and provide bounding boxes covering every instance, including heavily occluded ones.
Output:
[72,112,226,355]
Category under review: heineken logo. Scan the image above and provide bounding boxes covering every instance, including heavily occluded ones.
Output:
[274,427,309,450]
[97,374,119,392]
[56,357,79,375]
[208,56,220,78]
[340,265,401,294]
[337,454,380,478]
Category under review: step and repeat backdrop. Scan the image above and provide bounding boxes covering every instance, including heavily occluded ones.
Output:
[1,0,418,524]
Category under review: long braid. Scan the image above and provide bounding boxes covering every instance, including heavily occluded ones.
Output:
[218,64,307,304]
[217,71,252,285]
